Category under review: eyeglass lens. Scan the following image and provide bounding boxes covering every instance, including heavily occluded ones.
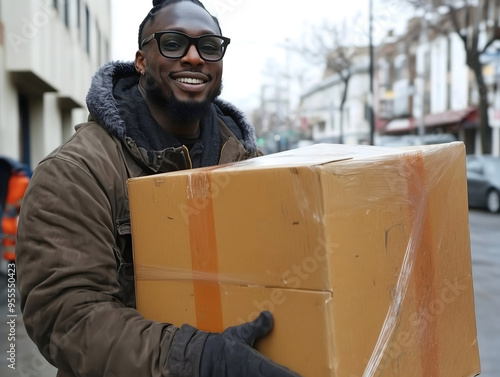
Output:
[159,33,226,61]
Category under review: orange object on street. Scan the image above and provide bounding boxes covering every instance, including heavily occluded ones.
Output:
[5,172,30,209]
[2,171,30,262]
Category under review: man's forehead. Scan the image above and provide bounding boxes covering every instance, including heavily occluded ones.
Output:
[144,2,219,35]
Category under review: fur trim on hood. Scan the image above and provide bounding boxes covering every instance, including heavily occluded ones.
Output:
[85,61,259,154]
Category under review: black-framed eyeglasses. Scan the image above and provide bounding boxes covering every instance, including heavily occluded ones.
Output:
[141,31,231,62]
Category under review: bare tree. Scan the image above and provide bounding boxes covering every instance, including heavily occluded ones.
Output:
[288,17,366,143]
[405,0,500,154]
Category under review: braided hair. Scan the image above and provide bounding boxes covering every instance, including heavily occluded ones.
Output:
[138,0,222,49]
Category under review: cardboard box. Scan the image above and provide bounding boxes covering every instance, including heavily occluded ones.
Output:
[128,142,480,377]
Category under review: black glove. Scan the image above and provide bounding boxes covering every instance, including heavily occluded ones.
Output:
[199,311,303,377]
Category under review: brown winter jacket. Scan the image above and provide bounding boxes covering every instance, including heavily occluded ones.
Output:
[15,61,262,377]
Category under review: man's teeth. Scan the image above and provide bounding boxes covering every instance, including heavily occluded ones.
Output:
[176,78,204,84]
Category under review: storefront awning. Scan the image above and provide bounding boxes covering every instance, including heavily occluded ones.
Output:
[424,107,477,128]
[381,107,478,134]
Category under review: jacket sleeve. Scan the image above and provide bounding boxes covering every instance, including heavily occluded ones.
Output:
[15,148,202,376]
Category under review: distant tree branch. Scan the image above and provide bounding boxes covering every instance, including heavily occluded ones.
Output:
[286,16,363,80]
[448,5,465,43]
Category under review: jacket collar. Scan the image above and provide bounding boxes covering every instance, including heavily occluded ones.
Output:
[85,61,259,155]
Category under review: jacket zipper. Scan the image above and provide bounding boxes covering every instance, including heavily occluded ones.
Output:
[180,145,193,169]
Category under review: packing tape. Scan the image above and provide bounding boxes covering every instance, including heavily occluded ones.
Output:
[135,265,265,286]
[408,152,439,376]
[187,171,224,332]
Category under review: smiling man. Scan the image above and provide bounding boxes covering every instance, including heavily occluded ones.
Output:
[15,0,302,376]
[136,1,225,134]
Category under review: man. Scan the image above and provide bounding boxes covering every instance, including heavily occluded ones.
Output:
[16,1,302,376]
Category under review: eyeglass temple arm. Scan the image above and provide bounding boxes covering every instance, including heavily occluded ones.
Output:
[141,34,155,49]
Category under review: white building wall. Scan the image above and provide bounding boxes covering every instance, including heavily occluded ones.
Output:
[393,78,409,116]
[330,84,340,135]
[0,47,19,158]
[430,35,448,113]
[413,42,426,119]
[30,96,46,165]
[450,33,468,110]
[346,72,370,143]
[301,64,370,145]
[413,28,470,117]
[308,86,333,141]
[0,0,111,168]
[42,93,65,156]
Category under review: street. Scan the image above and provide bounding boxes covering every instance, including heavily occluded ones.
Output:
[468,208,500,377]
[0,209,499,376]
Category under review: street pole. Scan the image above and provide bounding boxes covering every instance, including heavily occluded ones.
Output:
[492,48,500,157]
[369,0,375,145]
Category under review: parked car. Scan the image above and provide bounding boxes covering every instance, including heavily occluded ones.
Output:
[466,155,500,213]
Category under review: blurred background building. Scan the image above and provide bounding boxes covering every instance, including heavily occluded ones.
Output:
[0,0,111,170]
[299,51,371,146]
[256,1,500,157]
[373,6,498,154]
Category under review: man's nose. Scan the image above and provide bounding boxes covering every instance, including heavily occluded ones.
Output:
[181,44,205,65]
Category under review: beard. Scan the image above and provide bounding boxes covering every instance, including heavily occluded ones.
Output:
[164,93,217,123]
[143,74,223,123]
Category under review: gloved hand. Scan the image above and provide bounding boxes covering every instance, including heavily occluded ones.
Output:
[199,311,303,377]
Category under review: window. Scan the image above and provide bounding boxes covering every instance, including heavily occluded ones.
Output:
[378,60,390,88]
[394,55,407,81]
[318,120,326,133]
[18,94,31,168]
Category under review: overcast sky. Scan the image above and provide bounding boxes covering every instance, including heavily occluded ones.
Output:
[111,0,410,112]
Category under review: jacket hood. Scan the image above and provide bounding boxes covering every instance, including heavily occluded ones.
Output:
[85,61,259,154]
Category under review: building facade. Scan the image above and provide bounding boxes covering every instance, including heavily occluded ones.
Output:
[298,59,371,146]
[377,15,474,143]
[297,3,500,154]
[0,0,111,170]
[376,6,500,154]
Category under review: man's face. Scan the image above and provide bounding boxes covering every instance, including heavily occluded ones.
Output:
[136,2,223,111]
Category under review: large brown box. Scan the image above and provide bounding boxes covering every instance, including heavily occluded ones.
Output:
[128,142,481,377]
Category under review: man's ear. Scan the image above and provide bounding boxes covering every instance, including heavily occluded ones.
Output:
[135,50,146,74]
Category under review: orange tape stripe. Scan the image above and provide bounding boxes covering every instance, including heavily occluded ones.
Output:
[188,171,224,332]
[405,152,438,375]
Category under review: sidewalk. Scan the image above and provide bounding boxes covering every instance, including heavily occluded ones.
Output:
[1,262,57,377]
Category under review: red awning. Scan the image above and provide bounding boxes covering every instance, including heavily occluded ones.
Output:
[375,117,390,132]
[381,107,478,134]
[423,107,477,128]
